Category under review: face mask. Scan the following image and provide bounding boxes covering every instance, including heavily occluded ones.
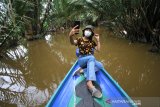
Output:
[84,30,92,37]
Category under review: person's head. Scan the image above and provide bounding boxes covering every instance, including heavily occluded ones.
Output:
[82,25,94,40]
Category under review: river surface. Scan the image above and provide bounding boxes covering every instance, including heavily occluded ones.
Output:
[0,28,160,106]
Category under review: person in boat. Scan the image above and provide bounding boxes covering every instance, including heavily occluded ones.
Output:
[75,48,104,76]
[69,25,104,98]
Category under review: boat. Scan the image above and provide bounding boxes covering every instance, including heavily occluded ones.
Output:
[46,61,137,107]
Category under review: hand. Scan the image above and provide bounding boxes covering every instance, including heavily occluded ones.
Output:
[94,34,100,42]
[69,25,79,36]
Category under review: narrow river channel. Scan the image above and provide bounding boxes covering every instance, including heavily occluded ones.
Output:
[0,28,160,106]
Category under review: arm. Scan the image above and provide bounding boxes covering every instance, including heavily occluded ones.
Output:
[69,35,77,45]
[94,34,100,52]
[69,25,79,45]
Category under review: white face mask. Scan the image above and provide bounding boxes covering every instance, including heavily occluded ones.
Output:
[84,30,92,37]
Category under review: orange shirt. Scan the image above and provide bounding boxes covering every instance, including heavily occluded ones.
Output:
[76,37,97,55]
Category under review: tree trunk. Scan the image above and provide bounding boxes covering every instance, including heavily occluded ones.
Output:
[40,0,52,34]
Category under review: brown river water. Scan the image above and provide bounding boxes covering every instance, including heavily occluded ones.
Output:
[0,28,160,106]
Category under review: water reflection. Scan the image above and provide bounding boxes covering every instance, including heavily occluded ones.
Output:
[6,45,27,60]
[45,34,53,47]
[0,43,57,106]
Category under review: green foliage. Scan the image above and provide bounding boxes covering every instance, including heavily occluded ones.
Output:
[87,0,160,48]
[0,0,32,52]
[48,0,87,28]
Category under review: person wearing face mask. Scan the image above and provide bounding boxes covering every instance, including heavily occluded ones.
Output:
[69,25,104,98]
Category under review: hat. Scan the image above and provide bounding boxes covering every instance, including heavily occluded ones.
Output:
[83,25,94,31]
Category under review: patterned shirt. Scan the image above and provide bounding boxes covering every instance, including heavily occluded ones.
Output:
[76,37,97,55]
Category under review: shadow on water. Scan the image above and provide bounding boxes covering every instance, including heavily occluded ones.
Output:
[0,28,160,106]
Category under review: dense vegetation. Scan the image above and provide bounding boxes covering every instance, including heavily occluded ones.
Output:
[0,0,160,55]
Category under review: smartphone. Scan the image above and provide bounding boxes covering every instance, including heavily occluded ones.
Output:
[73,21,80,34]
[73,21,80,29]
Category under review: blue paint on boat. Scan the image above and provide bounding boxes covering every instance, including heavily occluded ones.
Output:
[46,61,137,107]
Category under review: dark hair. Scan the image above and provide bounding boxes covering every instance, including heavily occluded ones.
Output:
[82,29,94,41]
